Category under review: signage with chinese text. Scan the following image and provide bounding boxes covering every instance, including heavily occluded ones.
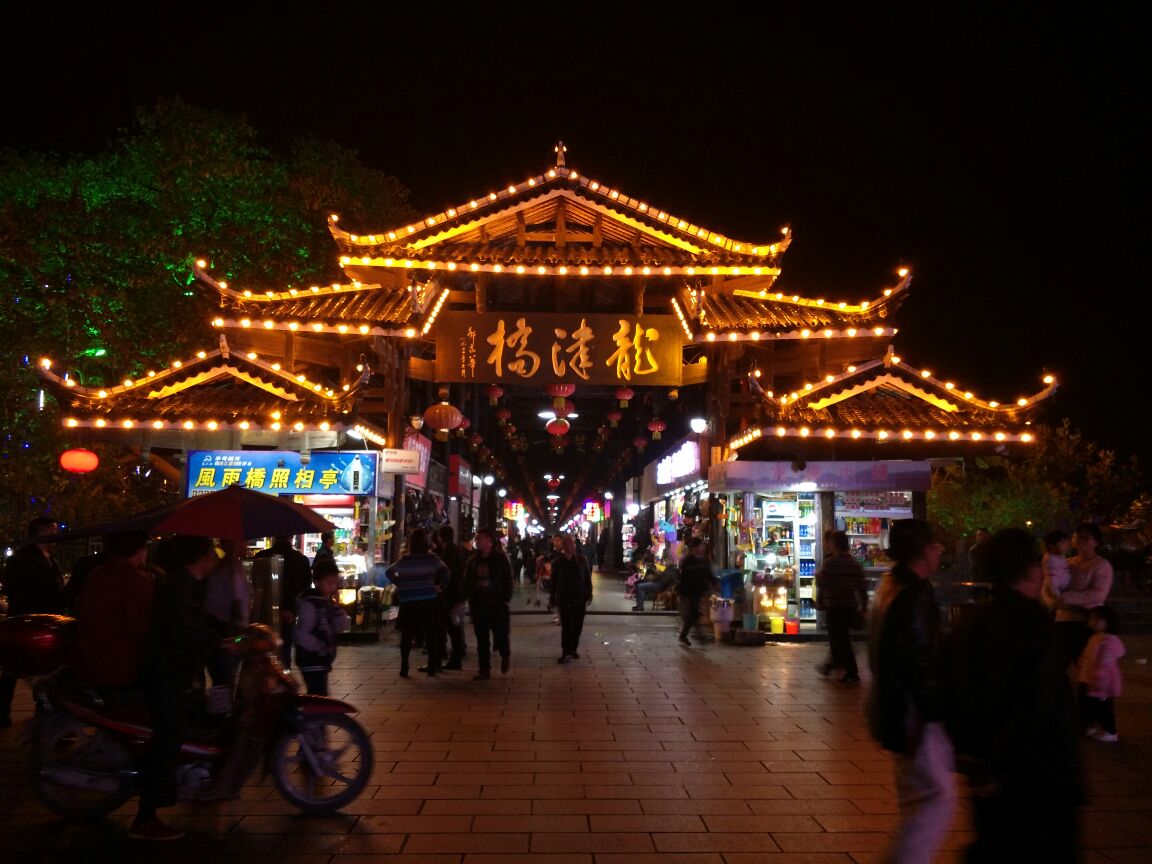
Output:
[402,431,432,489]
[656,440,700,486]
[435,312,683,386]
[187,451,378,497]
[379,448,421,474]
[503,500,524,521]
[448,455,472,497]
[708,460,932,493]
[583,501,603,522]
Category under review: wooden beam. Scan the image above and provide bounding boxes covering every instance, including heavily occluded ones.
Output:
[633,278,645,317]
[555,200,567,248]
[592,214,602,248]
[516,212,526,248]
[475,273,488,312]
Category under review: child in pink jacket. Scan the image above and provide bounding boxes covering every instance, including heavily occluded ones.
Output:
[1077,605,1125,742]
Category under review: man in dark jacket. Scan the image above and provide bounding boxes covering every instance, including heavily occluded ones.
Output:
[254,535,313,668]
[677,535,716,646]
[949,528,1082,863]
[815,530,868,683]
[434,524,468,670]
[0,517,62,727]
[549,534,593,662]
[131,535,220,841]
[866,518,955,864]
[463,528,514,680]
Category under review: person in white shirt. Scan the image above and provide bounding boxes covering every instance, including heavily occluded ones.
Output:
[1055,523,1114,671]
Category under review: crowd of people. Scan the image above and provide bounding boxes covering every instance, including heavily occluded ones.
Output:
[863,519,1123,863]
[0,511,1133,856]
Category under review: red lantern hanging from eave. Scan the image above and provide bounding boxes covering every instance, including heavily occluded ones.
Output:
[633,436,648,451]
[545,417,571,438]
[545,382,576,413]
[60,448,99,474]
[455,416,471,438]
[494,407,512,426]
[485,385,504,406]
[468,432,483,450]
[547,478,561,490]
[606,409,623,427]
[423,402,464,441]
[616,387,634,408]
[648,418,667,440]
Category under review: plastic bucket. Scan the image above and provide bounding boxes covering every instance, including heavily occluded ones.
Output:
[784,619,800,635]
[742,613,759,631]
[769,617,785,635]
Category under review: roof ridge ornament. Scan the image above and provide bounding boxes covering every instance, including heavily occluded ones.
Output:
[554,140,567,168]
[219,334,230,359]
[883,344,895,368]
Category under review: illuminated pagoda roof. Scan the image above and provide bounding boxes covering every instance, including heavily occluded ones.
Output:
[728,346,1058,452]
[201,143,907,341]
[36,336,386,445]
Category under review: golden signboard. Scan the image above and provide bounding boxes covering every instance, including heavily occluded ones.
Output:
[435,312,683,386]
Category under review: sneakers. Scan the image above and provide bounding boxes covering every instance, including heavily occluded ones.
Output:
[678,636,692,646]
[128,818,185,841]
[1092,731,1119,743]
[840,673,861,684]
[631,606,644,612]
[473,670,490,681]
[557,655,572,664]
[500,654,510,674]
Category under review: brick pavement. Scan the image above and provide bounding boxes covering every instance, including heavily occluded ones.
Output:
[1,612,1150,863]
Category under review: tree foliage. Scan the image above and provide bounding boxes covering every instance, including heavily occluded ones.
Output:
[0,98,415,541]
[927,419,1145,546]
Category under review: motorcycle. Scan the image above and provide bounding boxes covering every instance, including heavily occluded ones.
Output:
[5,617,374,817]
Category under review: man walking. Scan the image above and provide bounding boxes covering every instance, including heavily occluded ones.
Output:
[549,534,593,662]
[463,528,513,680]
[677,535,715,646]
[815,530,868,683]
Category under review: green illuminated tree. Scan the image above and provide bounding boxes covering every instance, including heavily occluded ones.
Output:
[0,98,415,540]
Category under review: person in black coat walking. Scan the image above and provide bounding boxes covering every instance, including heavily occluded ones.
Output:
[549,535,593,662]
[463,528,514,680]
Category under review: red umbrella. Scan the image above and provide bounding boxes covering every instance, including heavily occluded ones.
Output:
[150,485,336,541]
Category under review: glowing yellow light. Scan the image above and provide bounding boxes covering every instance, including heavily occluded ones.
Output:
[850,429,862,439]
[196,259,207,268]
[293,422,304,431]
[271,411,282,420]
[949,431,961,440]
[878,430,889,440]
[776,427,786,437]
[183,420,194,430]
[824,429,836,438]
[97,390,107,398]
[750,331,761,340]
[971,432,983,441]
[405,328,416,338]
[922,370,932,378]
[728,332,738,341]
[271,422,281,431]
[1017,398,1028,406]
[319,421,330,431]
[995,432,1007,441]
[246,352,257,360]
[1021,432,1034,442]
[925,431,937,440]
[706,332,716,342]
[359,325,370,334]
[239,420,250,430]
[338,324,349,333]
[989,401,999,408]
[898,267,909,277]
[799,427,810,437]
[206,421,218,430]
[1043,375,1055,384]
[825,375,835,383]
[903,430,914,439]
[847,328,857,336]
[240,319,251,328]
[847,365,857,373]
[152,420,164,429]
[800,329,811,338]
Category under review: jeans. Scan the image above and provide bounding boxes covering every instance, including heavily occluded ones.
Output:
[633,581,663,609]
[824,605,859,676]
[470,602,510,671]
[558,602,586,656]
[888,721,957,864]
[679,595,704,641]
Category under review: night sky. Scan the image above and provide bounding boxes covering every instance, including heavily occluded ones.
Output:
[4,5,1147,463]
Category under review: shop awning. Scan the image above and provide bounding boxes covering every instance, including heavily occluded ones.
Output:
[708,460,932,493]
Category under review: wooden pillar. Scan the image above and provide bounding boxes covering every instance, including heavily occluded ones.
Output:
[633,278,645,317]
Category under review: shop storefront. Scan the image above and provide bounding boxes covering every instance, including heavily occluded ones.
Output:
[638,438,709,564]
[447,454,474,540]
[187,449,384,577]
[707,459,929,632]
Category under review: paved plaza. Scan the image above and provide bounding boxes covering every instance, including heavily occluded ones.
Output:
[2,575,1151,863]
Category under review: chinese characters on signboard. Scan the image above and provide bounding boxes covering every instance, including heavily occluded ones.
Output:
[186,451,378,498]
[436,312,682,386]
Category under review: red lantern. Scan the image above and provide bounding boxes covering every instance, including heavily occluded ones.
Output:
[616,387,634,408]
[633,435,648,451]
[59,448,99,474]
[455,416,471,438]
[648,418,667,440]
[423,402,464,441]
[545,417,571,437]
[545,382,576,412]
[548,478,561,490]
[486,385,504,406]
[468,432,483,450]
[495,407,512,426]
[606,409,622,427]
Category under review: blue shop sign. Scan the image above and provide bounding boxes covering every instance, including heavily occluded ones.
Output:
[186,450,378,497]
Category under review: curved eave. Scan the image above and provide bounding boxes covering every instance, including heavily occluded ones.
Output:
[36,343,368,409]
[729,423,1042,453]
[328,165,793,262]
